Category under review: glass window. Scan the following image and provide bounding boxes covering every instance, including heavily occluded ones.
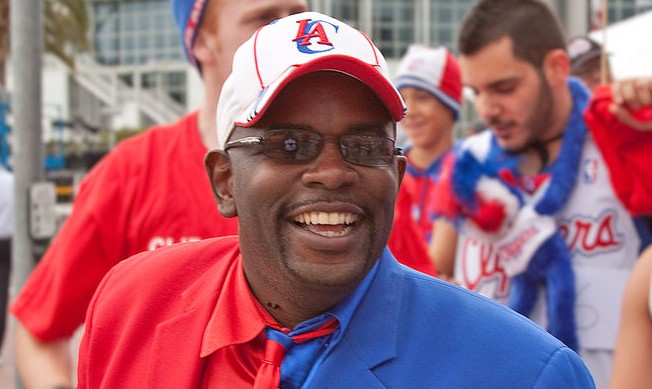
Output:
[141,73,158,89]
[91,0,183,66]
[119,73,134,87]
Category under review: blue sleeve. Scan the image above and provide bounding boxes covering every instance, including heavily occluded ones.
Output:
[535,348,595,389]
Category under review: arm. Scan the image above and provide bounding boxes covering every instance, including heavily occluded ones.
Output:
[428,219,457,280]
[609,246,652,389]
[10,148,131,387]
[15,322,73,389]
[535,347,595,388]
[585,78,652,215]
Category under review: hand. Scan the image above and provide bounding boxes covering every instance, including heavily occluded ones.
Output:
[609,77,652,131]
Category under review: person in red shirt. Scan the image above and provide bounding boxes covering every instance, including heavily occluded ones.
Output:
[393,45,462,278]
[10,1,307,388]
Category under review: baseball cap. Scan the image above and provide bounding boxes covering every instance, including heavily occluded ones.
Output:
[215,11,407,149]
[171,0,209,67]
[567,35,603,73]
[395,44,463,119]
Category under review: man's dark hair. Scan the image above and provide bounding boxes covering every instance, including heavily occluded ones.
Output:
[458,0,566,68]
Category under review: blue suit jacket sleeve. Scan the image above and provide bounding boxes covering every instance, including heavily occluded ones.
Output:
[535,347,595,388]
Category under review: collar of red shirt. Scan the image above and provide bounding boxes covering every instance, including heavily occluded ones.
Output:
[200,256,274,357]
[200,253,381,357]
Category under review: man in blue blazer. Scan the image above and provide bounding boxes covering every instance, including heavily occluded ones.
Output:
[78,11,594,388]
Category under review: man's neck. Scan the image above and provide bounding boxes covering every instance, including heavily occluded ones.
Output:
[197,67,224,150]
[197,107,218,150]
[408,138,452,170]
[247,273,355,329]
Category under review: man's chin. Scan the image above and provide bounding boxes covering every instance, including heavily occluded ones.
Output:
[495,136,529,155]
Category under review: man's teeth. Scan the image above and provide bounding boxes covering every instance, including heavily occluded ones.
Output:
[294,212,356,225]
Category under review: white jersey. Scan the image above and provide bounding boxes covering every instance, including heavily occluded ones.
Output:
[455,132,640,352]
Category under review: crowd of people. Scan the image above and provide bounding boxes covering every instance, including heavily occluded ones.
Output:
[2,0,651,388]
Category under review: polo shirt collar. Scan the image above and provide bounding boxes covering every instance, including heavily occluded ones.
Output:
[200,253,381,357]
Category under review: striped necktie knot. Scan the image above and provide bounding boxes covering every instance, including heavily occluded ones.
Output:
[253,317,339,389]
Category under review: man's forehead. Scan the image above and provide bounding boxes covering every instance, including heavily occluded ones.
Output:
[460,45,530,89]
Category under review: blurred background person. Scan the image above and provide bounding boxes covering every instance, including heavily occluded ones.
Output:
[393,44,461,277]
[431,1,652,386]
[567,35,612,92]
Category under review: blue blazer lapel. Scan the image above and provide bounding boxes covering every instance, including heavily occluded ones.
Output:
[310,339,389,388]
[312,250,404,385]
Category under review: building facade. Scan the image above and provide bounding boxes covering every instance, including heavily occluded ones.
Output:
[41,0,652,139]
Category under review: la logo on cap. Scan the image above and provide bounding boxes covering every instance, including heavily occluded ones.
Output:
[293,19,337,54]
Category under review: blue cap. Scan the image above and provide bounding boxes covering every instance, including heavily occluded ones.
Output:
[171,0,209,67]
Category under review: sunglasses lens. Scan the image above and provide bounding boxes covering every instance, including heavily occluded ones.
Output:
[341,135,395,166]
[260,129,395,166]
[263,129,321,162]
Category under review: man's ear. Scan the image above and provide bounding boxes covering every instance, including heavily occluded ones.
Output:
[543,48,571,88]
[204,149,237,218]
[395,154,407,192]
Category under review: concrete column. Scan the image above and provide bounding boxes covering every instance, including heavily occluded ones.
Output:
[11,0,43,287]
[10,0,43,385]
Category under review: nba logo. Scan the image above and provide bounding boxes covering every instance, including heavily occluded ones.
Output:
[582,158,598,184]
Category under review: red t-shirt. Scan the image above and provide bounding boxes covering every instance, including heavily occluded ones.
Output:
[389,185,437,276]
[11,112,239,340]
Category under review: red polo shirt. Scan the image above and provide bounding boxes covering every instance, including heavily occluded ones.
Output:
[200,258,277,388]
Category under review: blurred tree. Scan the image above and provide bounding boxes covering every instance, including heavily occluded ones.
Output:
[44,0,91,70]
[0,0,90,91]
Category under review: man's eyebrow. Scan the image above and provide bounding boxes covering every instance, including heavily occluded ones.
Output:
[487,76,520,89]
[266,123,312,131]
[347,122,393,135]
[465,76,520,95]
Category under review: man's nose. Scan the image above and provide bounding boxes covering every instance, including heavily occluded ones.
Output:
[301,141,359,190]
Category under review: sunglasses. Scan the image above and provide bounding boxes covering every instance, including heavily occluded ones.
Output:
[224,129,403,167]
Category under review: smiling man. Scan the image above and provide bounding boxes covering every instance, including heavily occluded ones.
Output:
[77,12,594,388]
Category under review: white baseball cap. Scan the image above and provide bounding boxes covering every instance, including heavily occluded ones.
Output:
[395,44,463,119]
[215,11,407,149]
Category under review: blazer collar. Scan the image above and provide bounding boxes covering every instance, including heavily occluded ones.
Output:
[346,249,403,368]
[310,249,404,386]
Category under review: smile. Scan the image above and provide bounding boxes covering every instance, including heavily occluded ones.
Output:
[293,212,359,237]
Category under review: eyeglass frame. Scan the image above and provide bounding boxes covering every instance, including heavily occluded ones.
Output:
[223,128,404,167]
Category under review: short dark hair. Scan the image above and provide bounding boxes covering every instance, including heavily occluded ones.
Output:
[458,0,566,68]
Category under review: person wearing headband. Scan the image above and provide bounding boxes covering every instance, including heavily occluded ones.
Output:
[78,12,593,387]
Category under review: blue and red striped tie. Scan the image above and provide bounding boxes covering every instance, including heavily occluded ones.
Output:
[253,317,339,389]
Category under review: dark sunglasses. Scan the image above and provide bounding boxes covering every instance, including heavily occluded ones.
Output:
[224,129,403,167]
